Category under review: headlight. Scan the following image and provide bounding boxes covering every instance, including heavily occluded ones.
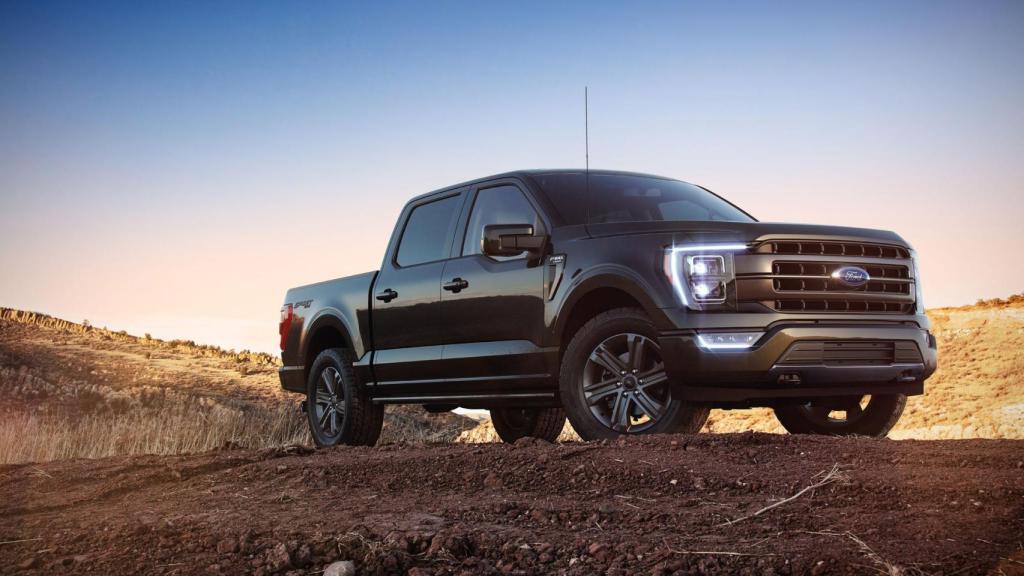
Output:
[664,243,748,310]
[911,250,925,313]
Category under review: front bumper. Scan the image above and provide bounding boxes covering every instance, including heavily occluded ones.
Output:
[659,323,937,405]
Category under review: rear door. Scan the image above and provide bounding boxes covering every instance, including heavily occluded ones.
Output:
[437,180,553,392]
[370,189,468,387]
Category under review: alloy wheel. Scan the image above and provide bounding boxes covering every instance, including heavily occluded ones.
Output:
[314,366,345,438]
[582,333,670,433]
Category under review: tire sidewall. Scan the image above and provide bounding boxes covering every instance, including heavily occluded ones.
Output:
[774,394,907,437]
[490,407,566,443]
[560,309,690,440]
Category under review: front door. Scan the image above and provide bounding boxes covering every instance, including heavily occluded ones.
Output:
[438,181,552,393]
[371,189,467,388]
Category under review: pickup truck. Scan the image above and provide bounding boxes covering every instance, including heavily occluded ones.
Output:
[279,170,937,446]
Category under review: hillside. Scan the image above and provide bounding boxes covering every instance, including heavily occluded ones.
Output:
[2,296,1023,464]
[0,309,476,464]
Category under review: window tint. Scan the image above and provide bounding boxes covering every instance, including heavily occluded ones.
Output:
[395,194,462,267]
[462,185,541,259]
[527,173,754,224]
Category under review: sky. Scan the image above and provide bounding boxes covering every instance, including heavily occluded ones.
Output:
[1,1,1022,354]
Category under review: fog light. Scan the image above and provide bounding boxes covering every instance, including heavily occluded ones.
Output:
[696,332,762,350]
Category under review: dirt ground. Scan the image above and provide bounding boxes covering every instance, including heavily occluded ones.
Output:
[2,303,1024,574]
[2,434,1023,575]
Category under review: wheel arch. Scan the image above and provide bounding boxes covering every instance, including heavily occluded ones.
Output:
[555,269,669,353]
[302,311,356,382]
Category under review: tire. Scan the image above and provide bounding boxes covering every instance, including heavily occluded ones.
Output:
[559,308,709,440]
[773,394,907,437]
[490,407,566,443]
[306,348,384,447]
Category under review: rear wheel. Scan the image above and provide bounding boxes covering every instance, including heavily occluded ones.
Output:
[306,348,384,447]
[559,308,709,440]
[490,407,566,443]
[773,394,906,437]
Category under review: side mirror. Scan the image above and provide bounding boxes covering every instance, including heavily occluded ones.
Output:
[482,224,547,258]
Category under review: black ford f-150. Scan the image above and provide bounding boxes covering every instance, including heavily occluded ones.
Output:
[279,170,937,446]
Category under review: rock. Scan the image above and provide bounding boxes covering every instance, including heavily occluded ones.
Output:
[587,542,610,561]
[18,557,39,569]
[217,538,239,554]
[293,544,313,567]
[483,472,503,489]
[323,560,356,576]
[265,542,292,572]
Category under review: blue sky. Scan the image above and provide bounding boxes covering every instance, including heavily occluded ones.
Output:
[1,1,1022,352]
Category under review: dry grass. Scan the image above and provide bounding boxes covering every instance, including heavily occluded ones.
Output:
[0,399,309,464]
[0,309,478,463]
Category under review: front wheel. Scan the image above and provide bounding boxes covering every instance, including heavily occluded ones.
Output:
[773,394,906,437]
[490,407,566,443]
[559,308,709,440]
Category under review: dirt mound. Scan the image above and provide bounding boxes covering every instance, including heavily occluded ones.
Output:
[1,433,1021,574]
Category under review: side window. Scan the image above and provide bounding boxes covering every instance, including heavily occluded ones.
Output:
[462,185,542,259]
[395,194,462,267]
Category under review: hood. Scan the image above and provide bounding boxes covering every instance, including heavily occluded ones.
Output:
[585,220,910,249]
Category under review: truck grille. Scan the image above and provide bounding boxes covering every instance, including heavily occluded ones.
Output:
[737,239,917,314]
[771,262,911,295]
[760,241,910,259]
[778,340,923,366]
[772,299,914,313]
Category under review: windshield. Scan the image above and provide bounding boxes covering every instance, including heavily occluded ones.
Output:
[529,173,755,225]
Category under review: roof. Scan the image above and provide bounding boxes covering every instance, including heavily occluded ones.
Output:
[407,169,682,204]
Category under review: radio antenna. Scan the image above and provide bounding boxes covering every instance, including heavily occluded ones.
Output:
[584,86,591,227]
[584,86,589,172]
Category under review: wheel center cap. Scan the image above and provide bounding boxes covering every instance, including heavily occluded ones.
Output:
[622,375,639,389]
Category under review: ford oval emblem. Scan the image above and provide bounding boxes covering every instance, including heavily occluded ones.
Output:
[832,266,871,287]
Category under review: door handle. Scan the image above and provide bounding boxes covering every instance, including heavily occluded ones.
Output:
[442,278,469,293]
[375,288,398,302]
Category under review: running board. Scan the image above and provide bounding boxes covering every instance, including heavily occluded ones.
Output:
[370,392,556,405]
